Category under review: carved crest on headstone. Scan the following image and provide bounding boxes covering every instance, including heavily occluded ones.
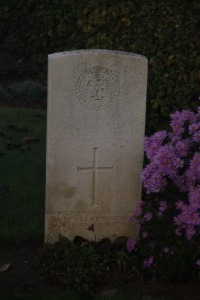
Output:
[75,66,120,111]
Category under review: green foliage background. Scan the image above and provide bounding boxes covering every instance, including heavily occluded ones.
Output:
[1,0,200,133]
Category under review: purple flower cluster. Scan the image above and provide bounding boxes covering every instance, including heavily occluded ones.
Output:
[127,105,200,274]
[159,201,168,213]
[127,239,136,252]
[174,186,200,239]
[143,256,154,268]
[141,107,200,241]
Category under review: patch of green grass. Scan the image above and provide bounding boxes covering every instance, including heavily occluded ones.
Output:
[0,106,46,240]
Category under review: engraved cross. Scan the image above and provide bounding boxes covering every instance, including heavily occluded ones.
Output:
[77,148,113,206]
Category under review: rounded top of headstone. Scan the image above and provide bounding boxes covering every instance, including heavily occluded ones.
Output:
[48,49,148,62]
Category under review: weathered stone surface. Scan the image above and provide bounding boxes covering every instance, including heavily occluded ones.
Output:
[45,49,147,242]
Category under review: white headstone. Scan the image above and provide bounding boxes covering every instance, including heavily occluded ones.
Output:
[45,50,147,242]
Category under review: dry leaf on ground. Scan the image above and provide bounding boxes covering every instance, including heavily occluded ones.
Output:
[0,263,11,272]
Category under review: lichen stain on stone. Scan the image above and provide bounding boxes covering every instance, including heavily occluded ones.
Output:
[63,186,76,198]
[74,199,87,211]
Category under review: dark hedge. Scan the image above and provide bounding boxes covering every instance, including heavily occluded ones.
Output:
[1,0,200,133]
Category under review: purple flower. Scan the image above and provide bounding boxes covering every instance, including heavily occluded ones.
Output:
[170,109,196,142]
[127,239,136,252]
[143,212,152,222]
[132,104,200,252]
[159,201,168,213]
[153,144,178,178]
[144,130,167,159]
[134,200,144,217]
[174,139,190,157]
[143,256,154,268]
[189,123,200,134]
[192,131,200,142]
[173,176,187,192]
[188,153,200,183]
[163,247,170,253]
[175,228,181,236]
[175,200,185,210]
[128,201,144,222]
[189,187,200,210]
[141,166,167,194]
[196,259,200,267]
[186,226,196,240]
[142,231,148,239]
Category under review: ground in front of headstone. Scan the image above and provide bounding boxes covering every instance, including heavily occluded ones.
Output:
[0,240,61,296]
[1,241,200,299]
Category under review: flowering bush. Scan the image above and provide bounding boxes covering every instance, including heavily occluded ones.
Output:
[128,105,200,281]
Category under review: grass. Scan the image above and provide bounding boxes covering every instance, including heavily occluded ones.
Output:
[0,106,46,240]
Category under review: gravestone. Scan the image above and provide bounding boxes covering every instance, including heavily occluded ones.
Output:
[45,50,148,242]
